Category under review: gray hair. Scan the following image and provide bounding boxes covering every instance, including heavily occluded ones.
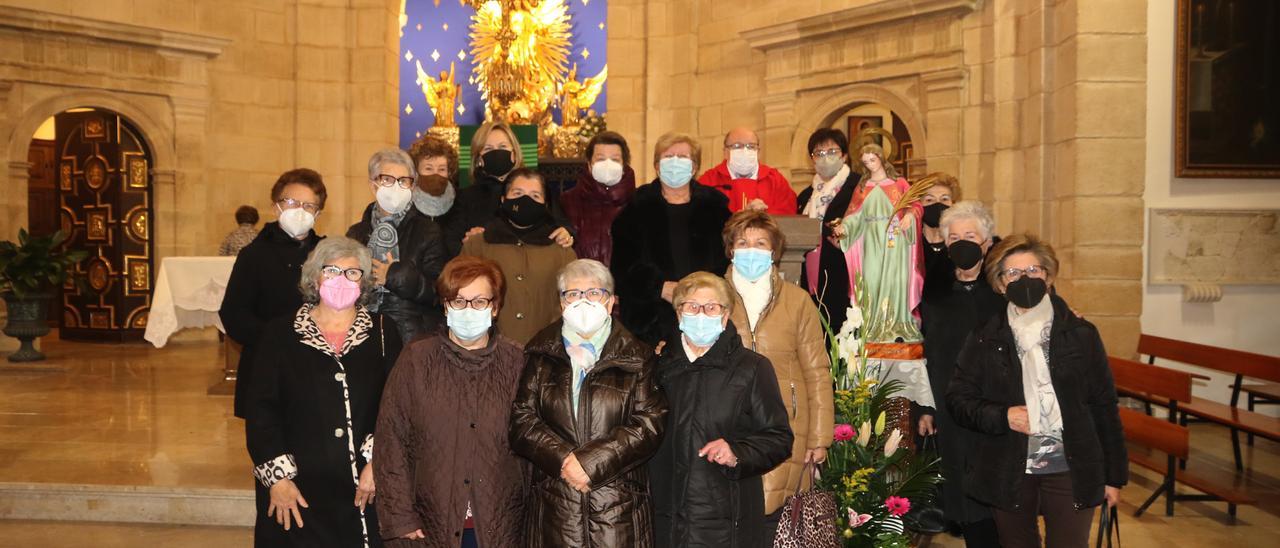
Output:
[556,259,614,294]
[940,200,997,241]
[299,237,375,305]
[367,147,415,181]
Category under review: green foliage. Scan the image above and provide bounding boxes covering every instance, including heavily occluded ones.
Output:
[0,228,88,297]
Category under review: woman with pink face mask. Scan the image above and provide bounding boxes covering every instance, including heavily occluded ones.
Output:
[245,236,404,548]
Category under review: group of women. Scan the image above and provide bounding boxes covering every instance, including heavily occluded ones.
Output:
[219,120,1127,548]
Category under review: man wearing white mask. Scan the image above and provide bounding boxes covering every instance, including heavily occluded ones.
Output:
[559,131,637,266]
[699,127,798,215]
[346,147,447,342]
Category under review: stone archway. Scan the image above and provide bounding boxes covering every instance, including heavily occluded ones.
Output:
[788,83,929,177]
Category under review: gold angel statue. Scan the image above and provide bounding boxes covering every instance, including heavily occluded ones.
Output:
[559,63,607,128]
[415,60,462,127]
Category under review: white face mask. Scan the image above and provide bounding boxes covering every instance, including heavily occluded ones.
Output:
[412,184,456,217]
[563,299,610,336]
[375,185,413,214]
[728,148,758,178]
[277,206,316,238]
[591,159,624,187]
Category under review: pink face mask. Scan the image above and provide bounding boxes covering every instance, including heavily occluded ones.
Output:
[319,275,361,310]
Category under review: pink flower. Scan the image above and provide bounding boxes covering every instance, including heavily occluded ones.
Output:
[885,496,911,517]
[833,424,856,442]
[847,508,872,528]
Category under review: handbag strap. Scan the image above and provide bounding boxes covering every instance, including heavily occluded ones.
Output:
[785,461,821,528]
[1095,502,1120,548]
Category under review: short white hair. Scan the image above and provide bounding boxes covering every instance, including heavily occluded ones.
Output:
[557,259,614,294]
[367,148,415,180]
[940,200,997,241]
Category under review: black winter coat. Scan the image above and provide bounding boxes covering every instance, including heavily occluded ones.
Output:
[347,204,447,342]
[610,181,732,346]
[511,320,668,548]
[450,173,574,255]
[797,171,860,334]
[424,205,464,259]
[946,294,1128,511]
[221,221,322,419]
[649,324,794,548]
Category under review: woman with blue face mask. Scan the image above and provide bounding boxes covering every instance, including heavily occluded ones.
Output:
[721,209,834,542]
[372,255,528,548]
[648,272,794,548]
[610,132,732,347]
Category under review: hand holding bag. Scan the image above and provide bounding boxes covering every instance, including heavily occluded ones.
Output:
[772,462,840,548]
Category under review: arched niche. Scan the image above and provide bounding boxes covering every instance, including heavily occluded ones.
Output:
[788,83,928,178]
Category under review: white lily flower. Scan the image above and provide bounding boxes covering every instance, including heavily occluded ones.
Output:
[856,421,872,447]
[884,428,903,457]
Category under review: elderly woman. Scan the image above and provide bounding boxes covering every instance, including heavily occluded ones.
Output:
[649,272,794,547]
[408,135,465,258]
[222,168,327,419]
[721,209,834,540]
[460,168,578,345]
[796,128,860,334]
[558,131,637,265]
[375,255,527,548]
[947,234,1126,548]
[918,172,961,273]
[510,259,668,547]
[917,201,1004,547]
[347,148,447,342]
[245,237,404,548]
[611,132,732,346]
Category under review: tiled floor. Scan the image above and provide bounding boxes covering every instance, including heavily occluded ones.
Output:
[1,334,1279,546]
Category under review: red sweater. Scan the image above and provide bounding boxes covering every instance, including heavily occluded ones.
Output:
[699,160,798,215]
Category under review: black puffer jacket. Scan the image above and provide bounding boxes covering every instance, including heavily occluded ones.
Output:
[347,204,447,342]
[649,323,794,548]
[946,294,1128,511]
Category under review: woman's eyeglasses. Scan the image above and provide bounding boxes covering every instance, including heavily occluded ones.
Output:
[560,288,611,303]
[321,265,364,281]
[278,198,321,214]
[373,174,415,189]
[447,296,493,310]
[1001,265,1046,282]
[678,301,725,316]
[810,148,843,158]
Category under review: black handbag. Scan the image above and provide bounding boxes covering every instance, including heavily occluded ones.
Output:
[1095,501,1121,548]
[903,435,948,535]
[772,463,840,548]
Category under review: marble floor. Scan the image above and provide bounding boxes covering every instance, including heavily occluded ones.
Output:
[1,334,1278,546]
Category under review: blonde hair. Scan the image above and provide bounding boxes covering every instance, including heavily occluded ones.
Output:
[984,233,1060,290]
[652,131,702,174]
[470,121,524,177]
[917,171,961,201]
[722,209,785,262]
[854,143,899,179]
[671,272,735,317]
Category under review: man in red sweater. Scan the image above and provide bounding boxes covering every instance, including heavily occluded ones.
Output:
[699,126,798,214]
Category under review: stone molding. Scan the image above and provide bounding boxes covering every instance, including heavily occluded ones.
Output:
[741,0,978,52]
[0,7,231,58]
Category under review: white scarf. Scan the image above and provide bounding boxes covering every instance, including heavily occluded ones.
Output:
[1008,296,1061,436]
[734,270,773,330]
[803,164,851,219]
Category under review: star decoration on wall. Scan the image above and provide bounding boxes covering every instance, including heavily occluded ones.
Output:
[598,22,604,30]
[404,50,413,61]
[404,103,413,115]
[431,49,440,62]
[457,50,466,61]
[457,104,466,115]
[416,23,422,31]
[581,48,590,60]
[443,23,449,31]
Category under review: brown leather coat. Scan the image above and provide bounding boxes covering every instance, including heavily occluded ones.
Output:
[727,269,834,514]
[510,320,668,548]
[373,333,528,548]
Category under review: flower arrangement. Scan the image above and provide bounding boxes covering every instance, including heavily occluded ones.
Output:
[818,277,941,547]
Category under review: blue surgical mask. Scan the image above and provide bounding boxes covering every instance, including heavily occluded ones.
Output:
[658,157,694,188]
[732,248,773,281]
[446,306,492,342]
[680,313,724,347]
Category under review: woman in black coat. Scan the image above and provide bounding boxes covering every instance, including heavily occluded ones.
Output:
[795,129,861,334]
[221,168,326,419]
[347,148,447,342]
[611,132,732,346]
[246,237,404,548]
[649,272,793,548]
[947,234,1126,548]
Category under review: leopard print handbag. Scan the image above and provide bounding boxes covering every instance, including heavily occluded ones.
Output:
[772,463,840,548]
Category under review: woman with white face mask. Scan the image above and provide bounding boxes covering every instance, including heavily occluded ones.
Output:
[221,168,327,420]
[558,131,637,266]
[510,259,668,547]
[346,148,447,342]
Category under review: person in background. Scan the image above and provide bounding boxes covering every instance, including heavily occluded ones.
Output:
[460,168,577,345]
[918,172,961,274]
[559,130,637,266]
[796,128,860,334]
[407,135,465,258]
[699,127,797,215]
[510,259,668,547]
[611,132,732,346]
[947,234,1126,548]
[221,168,326,420]
[347,148,447,342]
[375,255,527,548]
[219,205,260,256]
[245,237,403,548]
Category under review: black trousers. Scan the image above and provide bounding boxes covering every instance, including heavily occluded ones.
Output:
[993,473,1096,548]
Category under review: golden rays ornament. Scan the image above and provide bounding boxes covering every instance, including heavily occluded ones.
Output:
[468,0,573,124]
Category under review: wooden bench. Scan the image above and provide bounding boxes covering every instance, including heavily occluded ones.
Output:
[1111,357,1256,521]
[1241,382,1280,444]
[1136,334,1280,471]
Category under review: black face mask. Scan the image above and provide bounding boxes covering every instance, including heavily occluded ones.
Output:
[480,149,515,179]
[922,203,948,228]
[948,240,984,270]
[500,195,550,228]
[1004,276,1048,309]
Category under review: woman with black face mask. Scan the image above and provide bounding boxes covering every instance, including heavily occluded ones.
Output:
[917,172,960,276]
[459,167,578,345]
[947,234,1126,548]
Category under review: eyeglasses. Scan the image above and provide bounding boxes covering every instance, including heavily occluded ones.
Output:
[1001,265,1047,281]
[321,265,364,281]
[678,301,725,316]
[373,174,415,189]
[560,288,611,303]
[810,148,843,158]
[726,143,760,151]
[278,198,321,214]
[447,295,493,310]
